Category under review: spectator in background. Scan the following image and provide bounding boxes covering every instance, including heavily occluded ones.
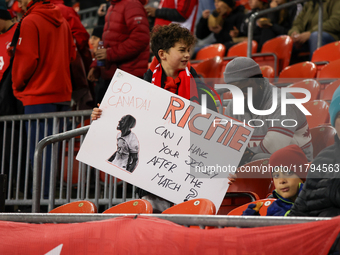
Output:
[144,0,198,33]
[236,0,269,51]
[87,0,150,105]
[288,0,340,62]
[256,0,297,52]
[195,0,245,56]
[11,0,76,198]
[50,0,94,110]
[223,57,313,163]
[89,25,107,105]
[288,86,340,218]
[197,0,215,22]
[193,0,218,53]
[89,25,104,58]
[97,0,109,26]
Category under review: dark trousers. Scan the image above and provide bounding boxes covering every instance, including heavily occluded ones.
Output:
[24,103,70,198]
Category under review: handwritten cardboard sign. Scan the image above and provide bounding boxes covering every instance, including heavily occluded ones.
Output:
[76,69,253,210]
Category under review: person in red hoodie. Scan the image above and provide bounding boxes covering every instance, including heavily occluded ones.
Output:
[50,0,94,110]
[11,0,76,199]
[87,0,150,105]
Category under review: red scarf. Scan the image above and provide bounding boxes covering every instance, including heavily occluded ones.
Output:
[149,58,199,103]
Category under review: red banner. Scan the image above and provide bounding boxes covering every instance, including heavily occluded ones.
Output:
[0,215,339,254]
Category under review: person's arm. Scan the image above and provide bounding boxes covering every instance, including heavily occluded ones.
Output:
[195,16,212,40]
[288,2,309,35]
[12,19,39,92]
[155,8,186,22]
[91,104,102,120]
[310,0,340,34]
[127,153,138,172]
[64,7,90,51]
[106,3,150,63]
[153,0,197,21]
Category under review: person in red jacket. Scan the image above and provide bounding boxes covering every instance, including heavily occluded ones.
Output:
[11,0,76,198]
[87,0,150,105]
[145,0,198,33]
[50,0,91,68]
[50,0,94,110]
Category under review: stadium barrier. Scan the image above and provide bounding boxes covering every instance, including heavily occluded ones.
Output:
[0,111,134,213]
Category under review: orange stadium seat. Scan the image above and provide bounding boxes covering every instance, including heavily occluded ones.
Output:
[162,198,216,215]
[312,41,340,72]
[260,65,275,81]
[219,41,258,78]
[194,43,226,61]
[102,199,153,214]
[227,159,273,200]
[317,58,340,80]
[217,159,273,215]
[49,200,97,213]
[304,100,330,129]
[227,40,258,57]
[194,56,223,78]
[310,124,336,158]
[321,79,340,102]
[287,79,321,100]
[252,35,293,77]
[278,61,317,84]
[227,198,276,216]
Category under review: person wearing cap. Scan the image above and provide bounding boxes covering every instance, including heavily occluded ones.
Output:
[89,25,104,56]
[195,0,245,55]
[223,57,313,163]
[288,0,340,61]
[288,86,340,217]
[243,144,307,216]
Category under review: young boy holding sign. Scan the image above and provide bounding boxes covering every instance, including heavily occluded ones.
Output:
[92,23,218,120]
[92,23,219,212]
[242,144,307,216]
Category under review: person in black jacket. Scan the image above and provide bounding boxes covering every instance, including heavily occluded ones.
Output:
[256,0,297,52]
[237,0,270,52]
[195,0,245,55]
[288,85,340,217]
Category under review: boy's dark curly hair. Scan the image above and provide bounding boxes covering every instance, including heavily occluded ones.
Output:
[150,23,196,62]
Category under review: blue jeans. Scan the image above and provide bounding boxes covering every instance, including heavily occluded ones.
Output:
[25,103,70,199]
[309,31,336,58]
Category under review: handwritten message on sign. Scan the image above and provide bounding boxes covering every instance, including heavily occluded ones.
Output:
[76,70,253,210]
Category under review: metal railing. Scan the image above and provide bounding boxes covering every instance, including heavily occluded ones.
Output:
[31,119,135,213]
[0,213,331,228]
[1,111,135,213]
[78,6,99,29]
